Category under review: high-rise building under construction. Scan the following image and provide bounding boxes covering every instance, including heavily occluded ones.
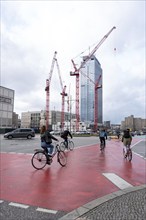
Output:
[80,55,102,126]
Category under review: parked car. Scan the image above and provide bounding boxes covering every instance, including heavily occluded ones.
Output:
[4,128,35,139]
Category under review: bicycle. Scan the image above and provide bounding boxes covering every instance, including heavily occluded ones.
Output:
[100,138,105,151]
[59,138,74,151]
[100,139,106,152]
[31,142,67,170]
[123,146,132,161]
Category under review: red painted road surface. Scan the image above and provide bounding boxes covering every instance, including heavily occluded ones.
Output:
[0,139,145,212]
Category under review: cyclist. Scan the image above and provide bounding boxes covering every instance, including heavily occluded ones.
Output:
[99,129,107,149]
[40,125,59,155]
[122,128,132,157]
[116,130,121,139]
[60,129,72,149]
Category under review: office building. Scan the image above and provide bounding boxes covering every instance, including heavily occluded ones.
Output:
[21,110,76,131]
[0,86,14,128]
[80,55,102,125]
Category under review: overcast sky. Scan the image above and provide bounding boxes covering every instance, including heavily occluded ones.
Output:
[1,0,145,124]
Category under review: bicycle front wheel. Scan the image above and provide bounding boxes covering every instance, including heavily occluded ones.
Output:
[69,141,74,151]
[31,151,47,170]
[57,151,67,167]
[59,142,66,151]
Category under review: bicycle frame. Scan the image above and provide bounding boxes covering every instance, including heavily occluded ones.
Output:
[48,142,59,156]
[31,142,67,169]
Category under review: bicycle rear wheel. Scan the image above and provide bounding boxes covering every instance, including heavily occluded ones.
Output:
[69,141,74,151]
[57,151,67,167]
[59,142,66,151]
[31,151,47,170]
[127,149,132,161]
[123,148,127,158]
[100,143,105,151]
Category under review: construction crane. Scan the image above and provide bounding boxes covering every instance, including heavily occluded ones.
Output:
[70,26,116,131]
[94,74,102,131]
[55,58,67,131]
[45,51,57,129]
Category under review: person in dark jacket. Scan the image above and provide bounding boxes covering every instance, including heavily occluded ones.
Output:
[99,129,107,148]
[61,129,72,149]
[122,128,132,157]
[40,125,59,155]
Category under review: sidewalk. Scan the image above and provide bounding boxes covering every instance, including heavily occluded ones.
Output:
[59,184,146,220]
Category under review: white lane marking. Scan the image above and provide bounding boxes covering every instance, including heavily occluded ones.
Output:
[133,151,146,160]
[9,202,29,209]
[102,173,133,189]
[0,200,4,203]
[131,140,143,148]
[36,207,57,214]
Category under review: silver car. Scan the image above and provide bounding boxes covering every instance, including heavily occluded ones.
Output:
[4,128,35,139]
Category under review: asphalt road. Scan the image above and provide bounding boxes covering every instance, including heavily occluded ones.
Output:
[0,134,100,154]
[0,134,145,158]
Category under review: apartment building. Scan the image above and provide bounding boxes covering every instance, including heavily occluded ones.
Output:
[121,115,146,131]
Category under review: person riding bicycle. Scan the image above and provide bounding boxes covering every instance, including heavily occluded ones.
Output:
[122,128,132,157]
[99,129,107,149]
[40,125,59,155]
[60,129,72,149]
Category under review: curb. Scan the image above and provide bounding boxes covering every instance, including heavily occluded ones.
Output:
[59,184,146,220]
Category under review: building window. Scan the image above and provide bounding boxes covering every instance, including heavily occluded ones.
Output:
[0,96,12,104]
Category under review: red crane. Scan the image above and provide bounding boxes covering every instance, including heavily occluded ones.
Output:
[70,26,116,131]
[45,51,57,129]
[55,58,67,131]
[94,74,102,131]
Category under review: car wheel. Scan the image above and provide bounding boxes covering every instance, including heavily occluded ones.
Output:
[27,135,32,139]
[8,135,13,139]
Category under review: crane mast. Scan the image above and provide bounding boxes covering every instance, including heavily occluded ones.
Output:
[94,74,102,131]
[55,58,67,131]
[70,26,116,131]
[45,51,57,129]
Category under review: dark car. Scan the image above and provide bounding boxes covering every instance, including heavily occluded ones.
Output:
[4,128,35,139]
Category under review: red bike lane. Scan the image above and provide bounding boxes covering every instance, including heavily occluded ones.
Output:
[0,139,145,212]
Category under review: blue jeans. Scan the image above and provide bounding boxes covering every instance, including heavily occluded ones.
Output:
[41,142,54,155]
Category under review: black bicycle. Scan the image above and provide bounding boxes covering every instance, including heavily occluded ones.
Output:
[31,142,67,170]
[59,138,74,151]
[100,139,106,152]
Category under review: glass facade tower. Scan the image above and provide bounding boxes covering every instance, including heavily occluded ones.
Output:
[80,55,102,125]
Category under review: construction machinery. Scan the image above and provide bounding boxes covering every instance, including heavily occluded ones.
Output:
[55,58,67,131]
[45,51,67,130]
[70,26,116,131]
[45,51,57,129]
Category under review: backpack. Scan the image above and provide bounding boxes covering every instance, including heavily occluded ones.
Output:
[123,130,130,138]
